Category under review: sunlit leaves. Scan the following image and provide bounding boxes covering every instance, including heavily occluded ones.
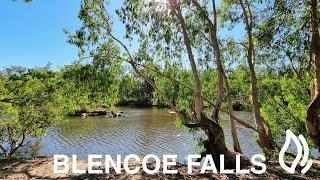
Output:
[0,66,65,156]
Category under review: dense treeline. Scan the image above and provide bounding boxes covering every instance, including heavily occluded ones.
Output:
[1,0,319,167]
[0,60,310,158]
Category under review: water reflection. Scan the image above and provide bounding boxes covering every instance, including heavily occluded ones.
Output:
[32,107,263,163]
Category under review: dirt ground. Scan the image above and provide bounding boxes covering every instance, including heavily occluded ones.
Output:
[0,157,320,179]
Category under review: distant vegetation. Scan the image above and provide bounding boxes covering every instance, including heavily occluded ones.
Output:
[0,59,309,158]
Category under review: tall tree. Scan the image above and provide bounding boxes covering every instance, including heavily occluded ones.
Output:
[306,0,320,149]
[254,0,313,145]
[168,0,203,122]
[191,0,242,153]
[236,0,276,153]
[167,0,243,165]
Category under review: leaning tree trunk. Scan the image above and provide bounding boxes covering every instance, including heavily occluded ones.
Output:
[212,0,242,153]
[239,0,275,154]
[169,0,203,122]
[306,0,320,149]
[248,58,274,152]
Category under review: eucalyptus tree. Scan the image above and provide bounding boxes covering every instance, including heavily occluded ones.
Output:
[255,0,309,144]
[189,0,242,153]
[220,37,245,153]
[238,0,276,153]
[306,0,320,149]
[255,0,320,149]
[162,1,238,162]
[220,0,277,154]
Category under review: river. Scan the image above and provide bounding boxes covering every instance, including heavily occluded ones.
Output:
[27,107,263,163]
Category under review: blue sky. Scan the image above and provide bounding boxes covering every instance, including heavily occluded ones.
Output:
[0,0,124,69]
[0,0,244,70]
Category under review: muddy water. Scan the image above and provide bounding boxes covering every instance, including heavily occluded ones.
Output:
[30,107,262,163]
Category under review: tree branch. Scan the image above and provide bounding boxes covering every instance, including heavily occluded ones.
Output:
[88,52,272,140]
[106,29,200,128]
[169,0,203,122]
[9,132,25,157]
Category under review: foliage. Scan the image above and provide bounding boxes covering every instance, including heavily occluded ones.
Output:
[259,70,311,144]
[118,74,138,105]
[0,66,64,157]
[60,42,123,112]
[0,55,123,156]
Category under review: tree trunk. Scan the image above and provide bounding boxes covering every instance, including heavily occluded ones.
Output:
[210,0,242,153]
[210,0,224,122]
[225,74,243,153]
[306,0,320,149]
[239,0,275,153]
[8,132,25,157]
[310,79,316,100]
[248,60,274,153]
[169,0,203,122]
[168,0,248,168]
[201,117,250,169]
[190,0,243,153]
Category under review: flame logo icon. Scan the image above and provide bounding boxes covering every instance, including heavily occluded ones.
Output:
[279,130,313,174]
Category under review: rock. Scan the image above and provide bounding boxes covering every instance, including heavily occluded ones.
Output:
[75,110,114,117]
[93,110,108,115]
[112,113,122,117]
[75,110,122,118]
[88,113,99,116]
[168,109,176,114]
[105,112,113,118]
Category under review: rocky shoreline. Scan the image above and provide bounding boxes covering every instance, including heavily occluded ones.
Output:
[1,157,320,179]
[74,110,123,118]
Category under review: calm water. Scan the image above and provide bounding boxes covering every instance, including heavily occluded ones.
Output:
[28,107,262,163]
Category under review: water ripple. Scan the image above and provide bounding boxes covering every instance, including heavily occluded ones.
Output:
[34,108,261,163]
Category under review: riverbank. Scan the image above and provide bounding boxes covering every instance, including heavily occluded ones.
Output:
[1,157,320,179]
